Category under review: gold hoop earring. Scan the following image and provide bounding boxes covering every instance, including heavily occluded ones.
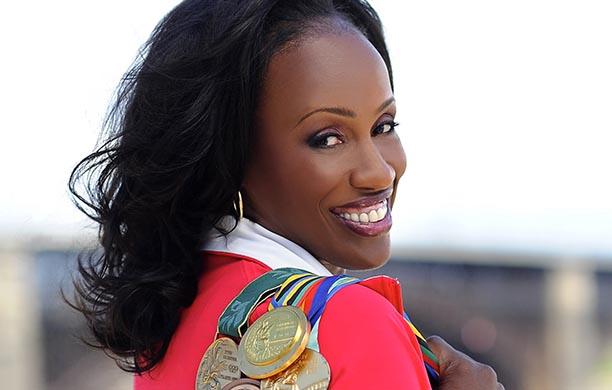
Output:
[236,190,244,219]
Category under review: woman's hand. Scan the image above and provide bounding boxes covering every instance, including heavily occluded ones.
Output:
[427,335,504,390]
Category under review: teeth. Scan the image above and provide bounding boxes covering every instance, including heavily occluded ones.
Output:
[337,200,389,224]
[368,210,378,222]
[377,205,387,220]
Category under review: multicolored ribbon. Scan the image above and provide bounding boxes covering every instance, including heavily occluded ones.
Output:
[217,268,440,388]
[268,271,440,387]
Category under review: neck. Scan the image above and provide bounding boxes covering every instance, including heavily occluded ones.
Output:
[319,259,346,275]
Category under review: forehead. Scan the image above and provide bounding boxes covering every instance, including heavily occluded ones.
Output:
[258,31,393,126]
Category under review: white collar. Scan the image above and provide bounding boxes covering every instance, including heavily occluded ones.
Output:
[201,216,332,276]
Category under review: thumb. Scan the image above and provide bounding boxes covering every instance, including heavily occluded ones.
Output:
[426,335,455,368]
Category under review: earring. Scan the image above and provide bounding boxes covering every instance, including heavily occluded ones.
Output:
[236,190,244,220]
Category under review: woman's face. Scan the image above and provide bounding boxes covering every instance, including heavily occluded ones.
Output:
[243,29,406,270]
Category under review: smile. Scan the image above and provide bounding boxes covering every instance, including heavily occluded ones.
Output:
[337,199,388,223]
[330,190,393,237]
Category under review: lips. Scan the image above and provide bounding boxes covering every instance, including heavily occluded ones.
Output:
[330,188,394,237]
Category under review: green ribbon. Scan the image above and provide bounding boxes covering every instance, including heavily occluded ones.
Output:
[217,267,307,337]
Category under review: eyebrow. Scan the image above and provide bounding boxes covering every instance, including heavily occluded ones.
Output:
[295,96,396,127]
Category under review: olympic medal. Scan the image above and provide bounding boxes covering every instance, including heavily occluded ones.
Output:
[195,337,241,390]
[260,348,330,390]
[221,378,261,390]
[238,306,310,379]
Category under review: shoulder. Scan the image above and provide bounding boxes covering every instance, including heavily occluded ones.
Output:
[326,281,403,322]
[200,250,271,283]
[134,253,270,390]
[319,282,413,344]
[189,251,271,327]
[317,283,432,389]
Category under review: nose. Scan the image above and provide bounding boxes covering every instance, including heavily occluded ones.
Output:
[349,140,396,192]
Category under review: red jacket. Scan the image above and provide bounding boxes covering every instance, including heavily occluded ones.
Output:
[134,251,431,389]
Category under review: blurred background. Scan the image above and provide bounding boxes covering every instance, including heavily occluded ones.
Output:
[1,1,610,389]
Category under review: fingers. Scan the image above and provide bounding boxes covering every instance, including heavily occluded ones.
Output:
[426,335,450,354]
[426,335,470,367]
[426,335,453,362]
[479,363,499,384]
[427,335,503,390]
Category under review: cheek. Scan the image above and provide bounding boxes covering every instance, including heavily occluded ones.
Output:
[247,138,342,213]
[279,149,345,209]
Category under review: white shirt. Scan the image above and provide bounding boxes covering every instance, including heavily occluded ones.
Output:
[201,216,332,276]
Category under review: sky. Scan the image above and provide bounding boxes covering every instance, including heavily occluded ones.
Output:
[1,1,611,258]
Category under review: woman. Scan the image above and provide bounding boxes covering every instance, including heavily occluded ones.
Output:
[69,0,502,388]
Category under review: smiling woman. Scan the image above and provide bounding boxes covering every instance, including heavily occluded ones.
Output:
[68,0,501,389]
[243,31,404,270]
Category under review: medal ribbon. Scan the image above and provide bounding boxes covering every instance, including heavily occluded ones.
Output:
[217,267,309,337]
[218,268,440,387]
[268,272,440,387]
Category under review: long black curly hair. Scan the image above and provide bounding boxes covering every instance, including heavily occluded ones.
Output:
[68,0,393,373]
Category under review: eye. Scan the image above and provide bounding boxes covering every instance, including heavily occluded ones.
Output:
[308,131,345,149]
[373,121,399,136]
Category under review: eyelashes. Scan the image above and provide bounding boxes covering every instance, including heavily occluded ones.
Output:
[308,130,344,148]
[373,121,399,136]
[307,120,399,149]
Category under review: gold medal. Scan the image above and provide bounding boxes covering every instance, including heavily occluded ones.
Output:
[260,348,330,390]
[238,306,310,379]
[195,337,241,390]
[221,378,261,390]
